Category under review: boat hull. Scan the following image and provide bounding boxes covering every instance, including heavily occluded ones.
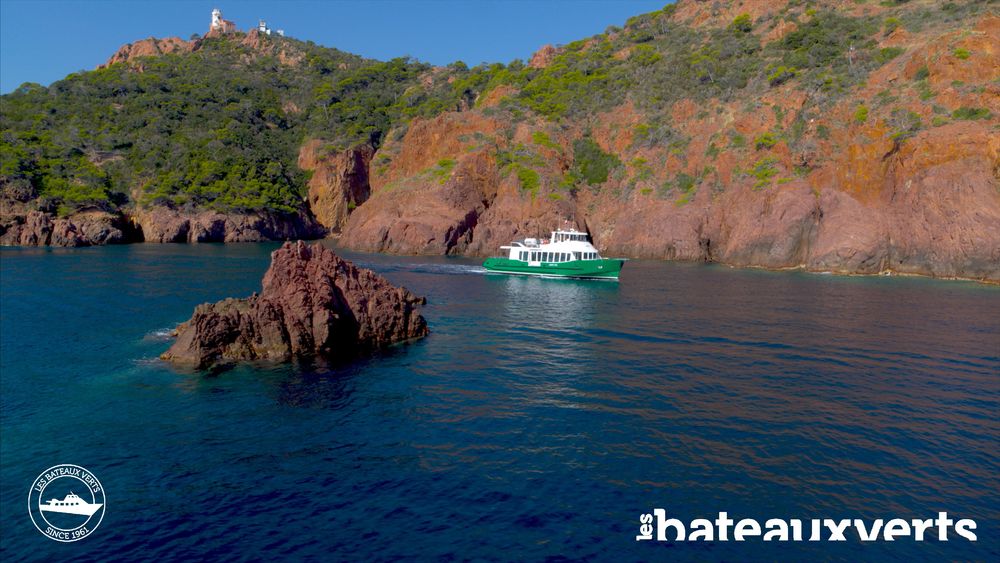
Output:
[40,503,102,516]
[482,258,624,280]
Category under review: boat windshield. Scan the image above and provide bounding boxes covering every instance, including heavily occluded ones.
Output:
[552,232,588,242]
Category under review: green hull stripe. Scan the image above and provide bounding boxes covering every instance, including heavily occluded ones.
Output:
[482,258,624,279]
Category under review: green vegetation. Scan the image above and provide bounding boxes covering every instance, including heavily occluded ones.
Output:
[914,65,929,80]
[2,1,993,214]
[571,137,621,186]
[531,131,560,150]
[854,104,870,124]
[431,158,456,184]
[516,166,541,194]
[951,106,991,120]
[729,14,753,33]
[750,157,779,189]
[767,66,797,86]
[754,132,780,150]
[874,47,905,64]
[888,108,922,141]
[0,36,452,213]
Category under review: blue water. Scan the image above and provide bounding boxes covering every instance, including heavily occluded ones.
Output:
[1,243,998,561]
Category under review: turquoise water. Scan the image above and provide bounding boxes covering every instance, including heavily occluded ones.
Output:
[1,243,998,561]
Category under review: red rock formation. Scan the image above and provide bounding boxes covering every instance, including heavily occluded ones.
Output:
[334,9,1000,283]
[131,206,325,243]
[161,241,428,369]
[0,183,133,246]
[529,45,557,69]
[98,37,196,69]
[298,141,374,232]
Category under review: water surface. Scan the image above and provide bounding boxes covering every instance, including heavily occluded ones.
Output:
[1,243,998,560]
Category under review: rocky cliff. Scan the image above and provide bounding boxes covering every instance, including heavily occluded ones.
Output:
[131,206,323,243]
[298,140,373,233]
[331,6,1000,282]
[3,0,998,282]
[162,241,428,369]
[98,36,197,69]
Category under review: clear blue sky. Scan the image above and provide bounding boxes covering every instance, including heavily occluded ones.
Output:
[0,0,670,93]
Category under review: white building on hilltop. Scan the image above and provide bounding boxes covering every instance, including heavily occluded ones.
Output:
[210,8,236,34]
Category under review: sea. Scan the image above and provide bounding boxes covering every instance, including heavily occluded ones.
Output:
[1,242,997,561]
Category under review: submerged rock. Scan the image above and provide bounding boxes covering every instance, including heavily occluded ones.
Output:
[161,241,428,369]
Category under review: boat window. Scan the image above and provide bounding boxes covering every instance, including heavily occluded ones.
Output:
[531,252,536,261]
[573,252,581,260]
[562,253,568,261]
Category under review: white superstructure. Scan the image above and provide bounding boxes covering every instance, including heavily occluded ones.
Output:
[501,228,603,264]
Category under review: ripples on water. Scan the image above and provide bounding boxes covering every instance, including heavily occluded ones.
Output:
[1,243,998,561]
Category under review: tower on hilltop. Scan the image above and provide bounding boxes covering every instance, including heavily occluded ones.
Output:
[209,8,236,34]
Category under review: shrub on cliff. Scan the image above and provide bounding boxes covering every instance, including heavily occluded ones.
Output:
[572,137,621,186]
[729,14,753,33]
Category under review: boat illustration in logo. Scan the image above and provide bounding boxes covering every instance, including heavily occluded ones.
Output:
[39,492,103,517]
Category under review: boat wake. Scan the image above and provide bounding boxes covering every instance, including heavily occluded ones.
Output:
[363,263,487,276]
[143,328,176,342]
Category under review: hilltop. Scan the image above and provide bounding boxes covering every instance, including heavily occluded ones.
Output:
[1,0,998,281]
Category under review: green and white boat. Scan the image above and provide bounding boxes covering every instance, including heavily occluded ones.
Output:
[482,228,625,280]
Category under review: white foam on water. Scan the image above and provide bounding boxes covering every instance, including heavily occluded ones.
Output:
[143,327,176,342]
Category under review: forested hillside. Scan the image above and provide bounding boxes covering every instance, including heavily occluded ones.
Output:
[1,0,998,281]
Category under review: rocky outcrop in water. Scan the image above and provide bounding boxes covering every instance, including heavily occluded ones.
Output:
[161,241,428,369]
[0,182,135,246]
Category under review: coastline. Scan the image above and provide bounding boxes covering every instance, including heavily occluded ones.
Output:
[4,235,996,286]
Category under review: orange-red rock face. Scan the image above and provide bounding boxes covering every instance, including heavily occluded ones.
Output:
[98,37,197,69]
[332,11,1000,282]
[298,141,374,233]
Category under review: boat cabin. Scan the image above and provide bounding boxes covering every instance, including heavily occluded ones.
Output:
[500,229,602,263]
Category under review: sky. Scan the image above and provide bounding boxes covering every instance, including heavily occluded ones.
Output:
[0,0,669,93]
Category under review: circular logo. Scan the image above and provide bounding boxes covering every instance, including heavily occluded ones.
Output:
[28,464,105,542]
